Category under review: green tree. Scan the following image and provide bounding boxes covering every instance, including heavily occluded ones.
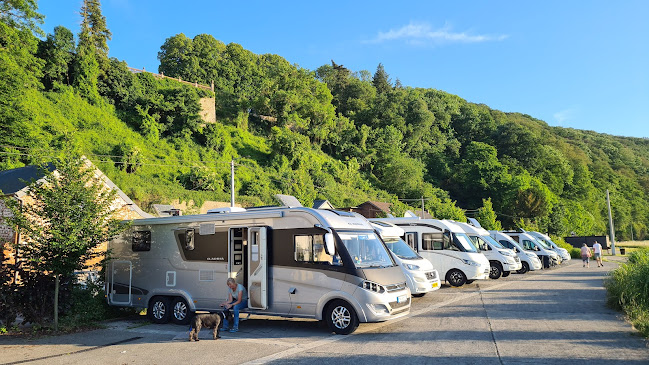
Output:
[475,198,503,230]
[3,155,129,331]
[38,25,75,88]
[372,63,391,94]
[81,0,111,60]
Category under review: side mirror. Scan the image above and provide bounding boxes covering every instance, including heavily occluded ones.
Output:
[324,233,335,255]
[185,229,195,250]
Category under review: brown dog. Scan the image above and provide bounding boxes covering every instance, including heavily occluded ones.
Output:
[189,311,232,341]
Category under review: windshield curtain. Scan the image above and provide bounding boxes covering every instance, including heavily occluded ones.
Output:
[454,233,478,253]
[384,237,420,260]
[337,232,395,268]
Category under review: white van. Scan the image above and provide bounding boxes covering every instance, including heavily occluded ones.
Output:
[503,231,561,267]
[489,231,543,273]
[453,221,522,279]
[370,218,490,287]
[106,206,411,335]
[371,221,440,296]
[528,231,571,261]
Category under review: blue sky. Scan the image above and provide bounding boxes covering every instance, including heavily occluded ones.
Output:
[38,1,649,138]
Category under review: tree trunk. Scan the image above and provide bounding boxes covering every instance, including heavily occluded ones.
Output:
[54,274,59,332]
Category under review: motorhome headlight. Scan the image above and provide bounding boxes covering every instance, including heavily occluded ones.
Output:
[461,259,480,267]
[367,303,389,315]
[361,280,386,294]
[498,250,513,256]
[405,263,420,271]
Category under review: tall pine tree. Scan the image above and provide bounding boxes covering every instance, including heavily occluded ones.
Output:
[73,0,110,102]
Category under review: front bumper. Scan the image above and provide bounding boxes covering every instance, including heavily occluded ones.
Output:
[355,285,411,323]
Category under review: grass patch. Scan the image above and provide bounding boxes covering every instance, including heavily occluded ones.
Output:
[605,248,649,338]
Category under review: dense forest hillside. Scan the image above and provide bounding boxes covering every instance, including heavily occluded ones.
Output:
[2,1,648,240]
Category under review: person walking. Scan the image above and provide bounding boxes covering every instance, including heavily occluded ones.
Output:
[580,243,592,268]
[593,241,603,267]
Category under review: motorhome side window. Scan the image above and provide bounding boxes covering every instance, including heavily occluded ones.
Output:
[132,231,151,252]
[294,235,339,265]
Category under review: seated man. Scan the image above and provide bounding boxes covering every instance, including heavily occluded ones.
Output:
[221,278,247,333]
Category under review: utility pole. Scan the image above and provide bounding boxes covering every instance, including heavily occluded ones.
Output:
[230,160,235,207]
[421,196,425,218]
[606,189,616,255]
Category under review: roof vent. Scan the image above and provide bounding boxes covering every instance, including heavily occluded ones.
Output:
[207,207,246,214]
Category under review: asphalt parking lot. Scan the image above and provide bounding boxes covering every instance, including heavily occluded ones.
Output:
[1,258,648,365]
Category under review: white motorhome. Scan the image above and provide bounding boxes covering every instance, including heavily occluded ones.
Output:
[528,231,571,261]
[370,221,440,296]
[370,218,490,287]
[503,231,561,267]
[489,231,543,273]
[453,221,522,279]
[105,206,411,335]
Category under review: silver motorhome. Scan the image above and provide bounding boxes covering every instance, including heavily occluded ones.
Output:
[105,206,410,335]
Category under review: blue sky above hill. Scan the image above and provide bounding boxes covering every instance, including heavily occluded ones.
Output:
[39,0,649,138]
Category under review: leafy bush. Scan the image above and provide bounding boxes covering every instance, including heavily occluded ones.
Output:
[605,248,649,338]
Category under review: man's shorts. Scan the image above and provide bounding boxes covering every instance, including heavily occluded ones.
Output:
[594,253,601,259]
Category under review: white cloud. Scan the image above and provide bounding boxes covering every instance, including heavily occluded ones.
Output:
[553,108,578,126]
[366,22,508,45]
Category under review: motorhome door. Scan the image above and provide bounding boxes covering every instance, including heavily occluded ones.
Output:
[247,227,268,309]
[405,232,418,252]
[109,260,132,305]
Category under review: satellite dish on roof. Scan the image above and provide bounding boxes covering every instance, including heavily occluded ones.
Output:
[403,210,419,218]
[274,194,303,207]
[467,218,482,228]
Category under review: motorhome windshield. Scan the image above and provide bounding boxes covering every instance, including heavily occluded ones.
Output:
[482,235,505,249]
[337,232,395,268]
[533,238,551,250]
[383,237,420,260]
[535,236,556,249]
[469,234,504,251]
[454,233,478,253]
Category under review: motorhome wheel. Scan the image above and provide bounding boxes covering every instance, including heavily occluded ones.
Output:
[412,293,426,298]
[171,297,191,325]
[489,263,503,279]
[446,269,467,287]
[517,262,529,274]
[148,296,171,324]
[325,300,359,335]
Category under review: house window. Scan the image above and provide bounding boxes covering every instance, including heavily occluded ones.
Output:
[132,231,151,252]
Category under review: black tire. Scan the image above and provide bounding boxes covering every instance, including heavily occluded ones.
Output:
[412,293,426,298]
[517,261,530,274]
[325,300,359,335]
[446,269,467,287]
[489,262,503,279]
[148,296,171,324]
[502,271,511,277]
[171,297,191,325]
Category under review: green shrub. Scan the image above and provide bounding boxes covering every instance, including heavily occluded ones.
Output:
[605,248,649,338]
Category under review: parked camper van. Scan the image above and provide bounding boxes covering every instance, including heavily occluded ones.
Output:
[489,231,543,273]
[370,221,440,296]
[503,231,561,268]
[105,206,411,335]
[370,218,490,287]
[453,221,522,279]
[528,231,571,261]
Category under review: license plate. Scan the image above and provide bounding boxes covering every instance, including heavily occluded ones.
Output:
[397,295,407,303]
[432,282,439,288]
